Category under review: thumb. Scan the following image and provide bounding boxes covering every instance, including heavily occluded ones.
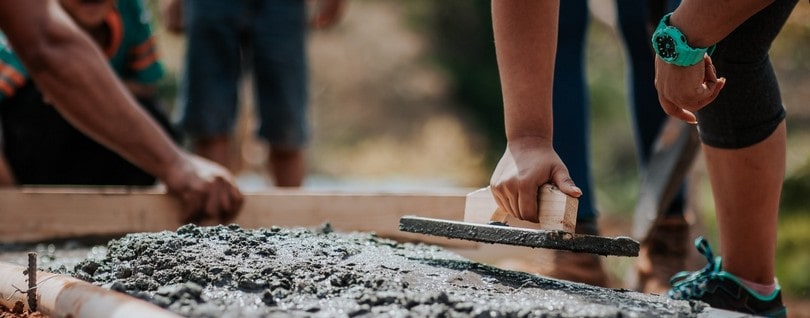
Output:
[551,169,582,198]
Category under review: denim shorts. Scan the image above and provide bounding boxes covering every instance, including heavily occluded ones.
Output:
[177,0,309,148]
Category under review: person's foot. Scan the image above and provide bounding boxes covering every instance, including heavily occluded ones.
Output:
[496,222,609,287]
[628,214,690,294]
[668,237,787,318]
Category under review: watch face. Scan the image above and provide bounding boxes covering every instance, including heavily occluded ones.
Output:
[655,34,678,60]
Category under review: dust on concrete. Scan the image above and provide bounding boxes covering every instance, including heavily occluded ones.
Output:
[68,224,703,317]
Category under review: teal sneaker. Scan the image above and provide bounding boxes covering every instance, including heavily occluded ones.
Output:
[668,237,787,318]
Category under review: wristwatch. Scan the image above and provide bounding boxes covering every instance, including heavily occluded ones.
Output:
[651,13,715,67]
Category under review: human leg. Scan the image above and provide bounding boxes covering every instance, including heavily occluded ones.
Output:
[549,0,607,286]
[696,0,795,285]
[269,146,305,187]
[616,0,691,293]
[178,0,244,170]
[551,0,593,224]
[250,0,309,187]
[667,0,796,315]
[704,123,784,284]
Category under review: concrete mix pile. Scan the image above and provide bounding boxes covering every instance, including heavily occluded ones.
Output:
[67,224,703,317]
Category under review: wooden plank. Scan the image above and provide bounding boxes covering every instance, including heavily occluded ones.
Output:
[0,187,474,247]
[463,185,577,232]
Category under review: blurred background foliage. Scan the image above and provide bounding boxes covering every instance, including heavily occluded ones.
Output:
[149,0,809,301]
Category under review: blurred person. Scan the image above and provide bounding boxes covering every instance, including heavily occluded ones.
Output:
[1,0,180,186]
[0,0,243,223]
[489,0,795,316]
[163,0,346,187]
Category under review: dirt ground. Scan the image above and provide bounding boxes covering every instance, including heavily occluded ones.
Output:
[0,304,48,318]
[49,224,701,317]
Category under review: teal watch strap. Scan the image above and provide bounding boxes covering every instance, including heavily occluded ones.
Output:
[652,13,716,67]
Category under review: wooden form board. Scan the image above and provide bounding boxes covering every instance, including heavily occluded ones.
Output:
[0,187,474,247]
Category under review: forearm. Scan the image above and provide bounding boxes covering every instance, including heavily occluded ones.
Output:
[1,1,184,182]
[491,0,559,143]
[670,0,774,47]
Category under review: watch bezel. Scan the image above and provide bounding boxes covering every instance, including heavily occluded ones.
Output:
[651,13,712,67]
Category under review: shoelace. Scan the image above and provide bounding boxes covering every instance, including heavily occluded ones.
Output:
[667,236,722,300]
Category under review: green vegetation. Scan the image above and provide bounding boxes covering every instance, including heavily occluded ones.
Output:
[777,214,810,296]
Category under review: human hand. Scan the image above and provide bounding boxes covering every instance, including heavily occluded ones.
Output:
[489,137,581,223]
[160,0,184,35]
[308,0,346,29]
[163,154,244,224]
[654,54,726,123]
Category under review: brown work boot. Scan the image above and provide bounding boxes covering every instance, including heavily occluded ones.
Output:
[496,222,610,288]
[627,214,690,294]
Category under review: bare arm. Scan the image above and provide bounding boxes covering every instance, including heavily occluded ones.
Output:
[670,0,774,47]
[0,0,243,222]
[489,0,580,222]
[492,0,557,142]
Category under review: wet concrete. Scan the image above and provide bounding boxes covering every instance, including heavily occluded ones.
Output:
[400,216,640,257]
[62,224,701,317]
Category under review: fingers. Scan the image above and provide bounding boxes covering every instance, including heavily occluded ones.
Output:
[706,77,726,104]
[177,181,243,225]
[492,182,536,222]
[702,56,726,103]
[704,55,718,83]
[551,170,581,199]
[696,56,725,107]
[490,184,505,211]
[180,191,203,224]
[218,178,244,223]
[659,95,698,124]
[496,180,580,223]
[517,183,538,222]
[201,178,244,224]
[490,180,521,220]
[655,55,725,124]
[203,181,222,221]
[502,184,520,219]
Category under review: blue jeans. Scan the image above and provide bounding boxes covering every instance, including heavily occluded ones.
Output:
[178,0,309,148]
[553,0,684,223]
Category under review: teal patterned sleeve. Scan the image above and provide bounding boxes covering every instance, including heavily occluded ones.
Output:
[121,0,164,84]
[0,33,30,102]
